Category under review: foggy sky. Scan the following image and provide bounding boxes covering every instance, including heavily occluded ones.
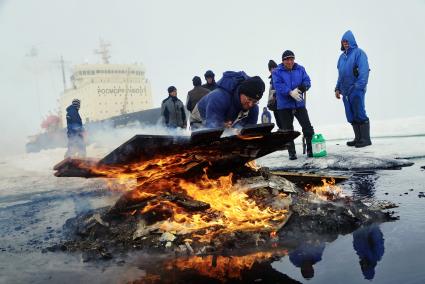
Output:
[1,0,424,155]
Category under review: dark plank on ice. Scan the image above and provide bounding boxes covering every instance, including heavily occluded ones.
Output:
[54,125,301,178]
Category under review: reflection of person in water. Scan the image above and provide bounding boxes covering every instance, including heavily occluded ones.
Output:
[289,240,326,280]
[353,224,385,280]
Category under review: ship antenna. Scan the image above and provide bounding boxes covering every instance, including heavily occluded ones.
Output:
[94,39,111,64]
[60,55,67,91]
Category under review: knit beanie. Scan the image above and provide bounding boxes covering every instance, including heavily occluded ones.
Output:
[72,99,80,108]
[239,76,265,100]
[282,50,295,60]
[167,86,177,94]
[204,70,215,79]
[268,60,278,71]
[192,76,202,87]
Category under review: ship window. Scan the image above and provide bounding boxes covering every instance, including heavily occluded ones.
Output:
[79,71,82,75]
[96,70,100,73]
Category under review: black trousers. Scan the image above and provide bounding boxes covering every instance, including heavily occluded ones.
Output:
[273,110,282,129]
[277,108,314,154]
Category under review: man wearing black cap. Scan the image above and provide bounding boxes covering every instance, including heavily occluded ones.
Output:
[186,76,210,112]
[202,70,218,91]
[65,98,86,157]
[190,71,265,129]
[272,50,315,160]
[161,86,187,129]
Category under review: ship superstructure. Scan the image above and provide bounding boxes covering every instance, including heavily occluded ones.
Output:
[59,41,153,125]
[26,41,160,153]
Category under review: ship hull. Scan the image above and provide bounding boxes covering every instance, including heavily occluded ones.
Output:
[26,107,161,153]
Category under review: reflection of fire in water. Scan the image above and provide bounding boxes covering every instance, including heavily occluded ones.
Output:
[304,178,343,200]
[82,151,289,242]
[162,250,288,282]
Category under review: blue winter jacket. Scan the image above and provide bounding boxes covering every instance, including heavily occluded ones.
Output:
[66,105,83,136]
[196,71,259,128]
[272,63,311,109]
[336,30,369,96]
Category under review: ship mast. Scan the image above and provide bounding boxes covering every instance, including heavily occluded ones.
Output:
[60,55,67,91]
[94,39,111,64]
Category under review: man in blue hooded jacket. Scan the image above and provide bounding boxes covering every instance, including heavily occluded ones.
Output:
[190,71,265,129]
[65,99,86,157]
[335,30,371,148]
[272,50,315,160]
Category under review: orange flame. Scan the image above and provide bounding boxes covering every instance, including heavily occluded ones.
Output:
[304,178,343,200]
[79,151,289,241]
[245,160,260,171]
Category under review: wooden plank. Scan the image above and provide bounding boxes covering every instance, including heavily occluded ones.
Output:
[54,128,301,178]
[271,170,350,185]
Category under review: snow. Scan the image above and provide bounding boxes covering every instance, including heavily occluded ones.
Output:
[256,116,425,171]
[257,136,423,171]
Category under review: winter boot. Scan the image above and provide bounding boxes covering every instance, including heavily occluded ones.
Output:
[355,121,372,148]
[288,141,297,160]
[347,123,361,146]
[306,136,313,157]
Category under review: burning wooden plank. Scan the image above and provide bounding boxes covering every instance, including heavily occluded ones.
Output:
[53,126,300,178]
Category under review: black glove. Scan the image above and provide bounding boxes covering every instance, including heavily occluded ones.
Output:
[298,84,307,93]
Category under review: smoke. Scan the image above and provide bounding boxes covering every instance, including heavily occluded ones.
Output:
[83,121,191,158]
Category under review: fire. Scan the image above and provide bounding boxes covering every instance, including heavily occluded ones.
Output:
[304,178,343,200]
[245,160,260,171]
[169,173,287,241]
[81,152,289,241]
[237,135,263,140]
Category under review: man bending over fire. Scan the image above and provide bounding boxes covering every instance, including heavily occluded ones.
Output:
[190,71,265,130]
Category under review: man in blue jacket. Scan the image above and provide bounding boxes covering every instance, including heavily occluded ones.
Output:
[272,50,315,160]
[335,30,371,148]
[190,71,265,129]
[65,99,86,157]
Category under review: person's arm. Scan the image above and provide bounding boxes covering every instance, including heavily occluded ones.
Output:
[186,93,192,112]
[335,56,343,98]
[181,103,187,128]
[272,71,292,102]
[354,50,370,90]
[205,93,227,128]
[245,106,259,125]
[300,66,311,92]
[161,102,169,125]
[335,56,343,91]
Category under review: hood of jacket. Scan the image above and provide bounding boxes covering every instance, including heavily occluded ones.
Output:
[341,30,358,51]
[216,71,249,95]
